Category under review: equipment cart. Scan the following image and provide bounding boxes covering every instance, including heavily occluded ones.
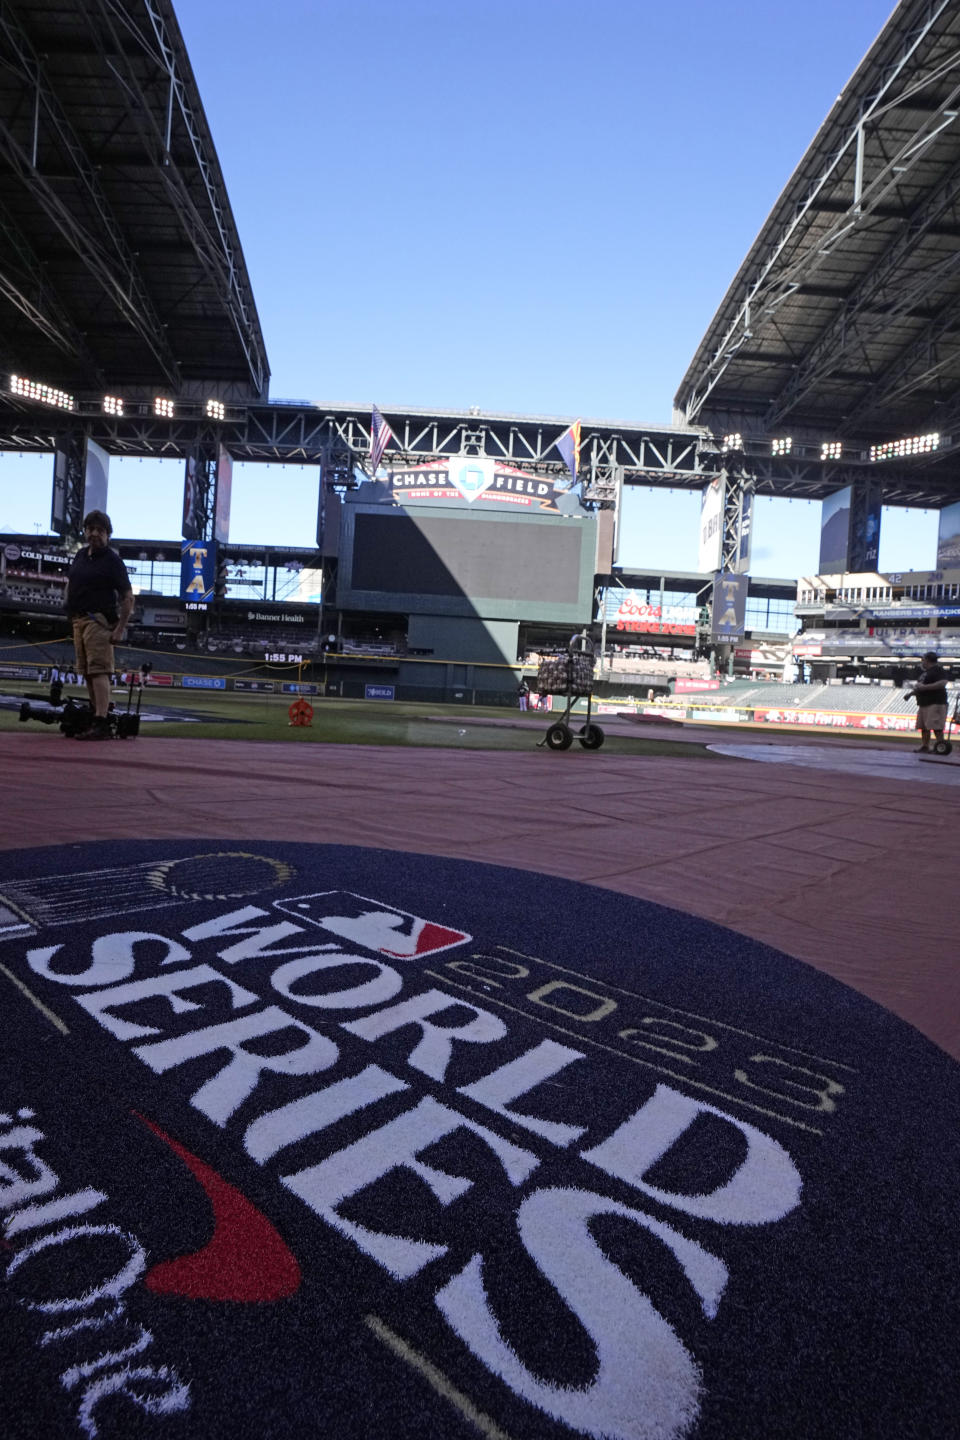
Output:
[934,689,959,755]
[536,634,604,750]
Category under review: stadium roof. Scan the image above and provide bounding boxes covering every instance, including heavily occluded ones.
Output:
[0,0,268,401]
[675,0,960,459]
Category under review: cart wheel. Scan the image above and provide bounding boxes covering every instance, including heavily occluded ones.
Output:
[579,724,605,750]
[545,723,574,751]
[934,738,953,755]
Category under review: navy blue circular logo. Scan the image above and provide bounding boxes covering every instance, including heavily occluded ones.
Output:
[0,841,956,1439]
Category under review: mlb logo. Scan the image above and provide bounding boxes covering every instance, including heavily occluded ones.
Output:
[273,891,470,959]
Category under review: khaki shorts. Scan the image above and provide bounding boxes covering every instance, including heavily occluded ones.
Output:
[917,703,948,731]
[72,614,114,678]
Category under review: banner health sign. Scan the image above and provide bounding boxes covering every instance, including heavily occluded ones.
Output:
[388,458,577,514]
[181,539,216,605]
[711,573,748,643]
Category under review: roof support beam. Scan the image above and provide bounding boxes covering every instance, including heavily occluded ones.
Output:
[682,0,958,422]
[0,201,103,377]
[0,0,181,388]
[762,149,960,429]
[91,0,269,397]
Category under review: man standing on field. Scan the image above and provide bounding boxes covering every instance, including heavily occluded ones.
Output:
[908,650,950,754]
[65,510,134,741]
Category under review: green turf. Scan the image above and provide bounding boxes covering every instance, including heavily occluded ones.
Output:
[0,684,713,756]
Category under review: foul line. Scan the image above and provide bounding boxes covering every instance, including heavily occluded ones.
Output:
[365,1314,513,1440]
[0,963,69,1035]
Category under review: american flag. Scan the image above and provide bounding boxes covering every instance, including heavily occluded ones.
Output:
[369,405,395,474]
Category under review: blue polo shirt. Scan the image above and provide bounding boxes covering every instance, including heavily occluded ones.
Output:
[66,545,132,624]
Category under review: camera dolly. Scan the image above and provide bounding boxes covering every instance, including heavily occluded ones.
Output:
[18,663,154,739]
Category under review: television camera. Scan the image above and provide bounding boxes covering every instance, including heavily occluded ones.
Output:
[18,663,154,738]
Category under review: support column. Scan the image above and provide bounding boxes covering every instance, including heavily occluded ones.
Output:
[318,430,356,674]
[718,461,754,574]
[582,436,623,572]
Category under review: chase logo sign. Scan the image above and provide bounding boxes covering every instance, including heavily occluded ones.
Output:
[387,459,578,513]
[0,842,956,1439]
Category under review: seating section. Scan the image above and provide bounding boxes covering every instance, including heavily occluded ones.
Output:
[695,681,947,713]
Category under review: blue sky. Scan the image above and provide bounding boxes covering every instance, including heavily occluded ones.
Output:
[0,0,942,575]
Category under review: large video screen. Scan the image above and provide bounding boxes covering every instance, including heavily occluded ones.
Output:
[348,511,589,609]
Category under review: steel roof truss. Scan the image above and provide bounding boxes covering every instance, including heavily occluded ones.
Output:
[0,201,102,374]
[136,0,267,393]
[0,0,181,386]
[841,287,960,427]
[764,152,960,427]
[83,0,265,392]
[684,0,955,421]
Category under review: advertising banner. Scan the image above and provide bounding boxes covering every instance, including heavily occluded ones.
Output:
[818,487,852,574]
[733,488,753,574]
[50,448,67,531]
[386,458,577,514]
[142,607,187,630]
[604,590,693,636]
[180,539,216,605]
[755,707,916,732]
[182,456,201,541]
[698,479,723,572]
[848,486,881,571]
[691,706,745,723]
[604,589,699,636]
[182,675,226,690]
[233,679,277,693]
[794,627,960,657]
[83,438,109,516]
[365,684,396,700]
[674,677,720,692]
[711,572,748,642]
[245,609,309,625]
[0,665,41,680]
[214,446,233,544]
[937,500,960,569]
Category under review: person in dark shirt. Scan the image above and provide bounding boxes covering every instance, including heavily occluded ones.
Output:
[65,510,134,740]
[907,650,949,753]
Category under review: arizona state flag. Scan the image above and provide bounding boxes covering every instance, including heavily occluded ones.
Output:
[555,419,581,483]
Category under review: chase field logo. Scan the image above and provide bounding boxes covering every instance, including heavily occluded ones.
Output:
[0,841,957,1440]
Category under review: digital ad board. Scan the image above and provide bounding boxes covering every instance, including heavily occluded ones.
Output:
[337,501,596,625]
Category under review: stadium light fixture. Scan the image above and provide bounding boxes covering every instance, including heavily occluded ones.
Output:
[821,441,842,460]
[771,436,792,456]
[9,374,74,411]
[870,431,939,462]
[103,395,124,416]
[206,398,225,421]
[154,397,174,418]
[721,433,743,452]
